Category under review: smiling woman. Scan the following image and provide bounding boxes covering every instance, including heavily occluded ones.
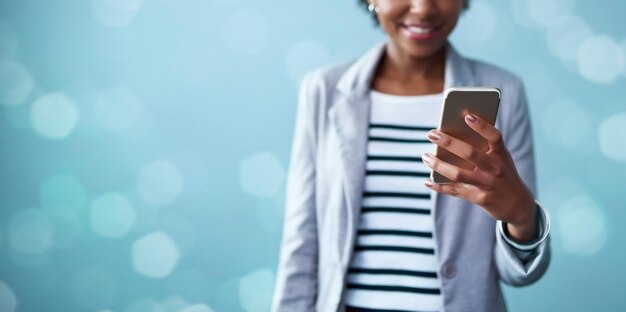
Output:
[272,0,551,311]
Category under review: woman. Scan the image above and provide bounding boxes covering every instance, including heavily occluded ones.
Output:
[272,0,551,311]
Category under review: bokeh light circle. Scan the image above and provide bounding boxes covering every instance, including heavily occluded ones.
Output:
[8,208,54,255]
[138,159,184,206]
[132,231,180,278]
[40,173,87,210]
[31,92,80,140]
[577,35,623,84]
[598,112,626,162]
[239,151,285,198]
[0,281,17,312]
[620,39,626,77]
[238,269,275,312]
[540,99,589,148]
[92,0,145,28]
[220,10,269,56]
[160,295,189,311]
[546,13,593,62]
[71,265,118,309]
[90,192,137,238]
[525,0,575,27]
[180,304,215,312]
[557,194,607,255]
[124,298,159,312]
[0,60,34,107]
[285,40,330,82]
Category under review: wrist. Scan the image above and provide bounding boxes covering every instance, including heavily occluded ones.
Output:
[505,196,538,243]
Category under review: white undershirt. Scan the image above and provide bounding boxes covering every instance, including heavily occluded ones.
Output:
[344,90,445,312]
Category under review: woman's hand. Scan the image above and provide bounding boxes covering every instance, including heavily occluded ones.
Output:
[422,113,537,243]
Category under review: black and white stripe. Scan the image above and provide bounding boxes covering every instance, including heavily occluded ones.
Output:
[344,90,444,312]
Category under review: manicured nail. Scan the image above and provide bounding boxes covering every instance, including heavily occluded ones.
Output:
[427,130,441,141]
[465,114,477,124]
[424,180,434,188]
[422,153,432,164]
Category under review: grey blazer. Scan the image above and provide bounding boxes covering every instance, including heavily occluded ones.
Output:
[272,41,551,312]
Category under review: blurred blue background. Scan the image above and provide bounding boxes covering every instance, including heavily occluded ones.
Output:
[0,0,625,311]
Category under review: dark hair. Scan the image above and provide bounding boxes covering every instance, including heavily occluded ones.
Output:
[359,0,470,26]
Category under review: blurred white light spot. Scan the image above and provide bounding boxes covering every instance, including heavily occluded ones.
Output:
[450,0,498,46]
[285,40,330,82]
[40,173,87,210]
[160,295,189,311]
[577,35,623,84]
[238,269,275,312]
[92,0,144,28]
[0,19,18,60]
[31,92,79,140]
[0,61,34,107]
[93,86,141,132]
[180,304,215,312]
[8,208,54,255]
[132,232,180,278]
[138,159,184,206]
[546,14,593,62]
[510,1,540,29]
[239,151,285,198]
[620,39,626,77]
[124,298,159,312]
[525,0,575,27]
[0,281,17,312]
[90,192,136,238]
[220,10,269,55]
[540,99,589,148]
[598,112,626,162]
[558,194,607,255]
[71,265,118,309]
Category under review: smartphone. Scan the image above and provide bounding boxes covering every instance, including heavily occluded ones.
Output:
[431,87,501,184]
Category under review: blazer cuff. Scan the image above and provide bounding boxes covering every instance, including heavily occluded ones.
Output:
[496,201,551,252]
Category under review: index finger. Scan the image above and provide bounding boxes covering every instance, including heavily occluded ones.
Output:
[464,113,504,152]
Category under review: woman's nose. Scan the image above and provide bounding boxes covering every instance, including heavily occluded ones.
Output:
[409,0,438,17]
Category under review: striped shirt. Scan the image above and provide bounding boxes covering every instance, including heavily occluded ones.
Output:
[344,90,444,312]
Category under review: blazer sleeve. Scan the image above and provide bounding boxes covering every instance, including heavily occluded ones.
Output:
[271,72,321,311]
[493,79,552,287]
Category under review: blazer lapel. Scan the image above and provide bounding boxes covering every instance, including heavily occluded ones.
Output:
[329,41,385,271]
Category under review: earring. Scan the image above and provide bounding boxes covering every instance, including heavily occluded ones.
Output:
[367,3,379,13]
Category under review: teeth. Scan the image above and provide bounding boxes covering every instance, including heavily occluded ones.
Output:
[406,26,432,34]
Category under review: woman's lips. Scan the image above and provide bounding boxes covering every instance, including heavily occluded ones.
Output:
[401,24,441,41]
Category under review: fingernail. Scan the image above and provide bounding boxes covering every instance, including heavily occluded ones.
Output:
[422,153,432,164]
[465,114,477,124]
[424,180,433,188]
[427,130,441,141]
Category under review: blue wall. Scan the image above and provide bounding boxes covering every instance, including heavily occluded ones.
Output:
[0,0,625,311]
